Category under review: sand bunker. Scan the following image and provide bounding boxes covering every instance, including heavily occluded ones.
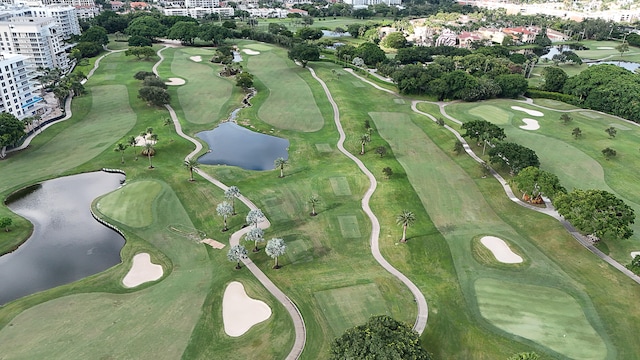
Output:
[201,238,225,249]
[122,253,163,288]
[223,281,272,337]
[519,118,540,130]
[631,251,640,259]
[242,49,260,55]
[511,106,543,117]
[480,236,523,264]
[134,134,157,146]
[165,77,186,86]
[597,46,614,49]
[189,55,202,62]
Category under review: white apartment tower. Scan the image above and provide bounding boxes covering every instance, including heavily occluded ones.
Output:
[0,17,70,71]
[0,52,42,119]
[28,6,80,38]
[185,0,219,8]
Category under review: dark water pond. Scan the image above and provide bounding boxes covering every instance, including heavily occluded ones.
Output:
[196,122,289,171]
[0,171,125,305]
[589,61,640,72]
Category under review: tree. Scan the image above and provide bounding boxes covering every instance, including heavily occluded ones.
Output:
[288,43,320,68]
[138,86,171,106]
[494,74,528,98]
[453,140,465,155]
[541,67,568,92]
[167,21,199,45]
[602,147,617,160]
[308,195,320,216]
[126,16,166,41]
[616,41,629,59]
[572,127,582,139]
[265,238,287,269]
[217,201,233,231]
[375,146,387,157]
[143,76,167,89]
[225,186,241,215]
[236,72,254,89]
[396,210,416,243]
[359,133,371,155]
[534,28,552,47]
[274,157,288,178]
[382,167,393,179]
[244,226,264,252]
[512,166,566,201]
[0,216,12,232]
[128,136,138,160]
[560,113,572,125]
[508,352,539,360]
[330,315,430,360]
[488,142,540,175]
[114,143,127,164]
[125,46,156,60]
[199,24,231,46]
[382,32,407,49]
[184,158,199,181]
[128,35,152,47]
[143,141,156,169]
[227,244,248,269]
[296,27,323,41]
[134,71,156,80]
[461,119,506,155]
[246,208,265,228]
[0,112,26,157]
[355,42,386,67]
[80,26,109,45]
[605,126,617,138]
[553,189,635,240]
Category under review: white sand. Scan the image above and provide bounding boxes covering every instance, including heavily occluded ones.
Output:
[519,118,540,130]
[480,236,523,264]
[631,251,640,259]
[190,55,202,62]
[223,281,272,337]
[242,49,260,55]
[122,253,163,288]
[597,46,614,49]
[511,106,544,117]
[165,77,186,86]
[201,238,225,249]
[134,134,157,146]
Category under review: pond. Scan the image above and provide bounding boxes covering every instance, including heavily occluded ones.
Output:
[589,61,640,72]
[322,30,352,38]
[0,171,125,306]
[196,122,289,171]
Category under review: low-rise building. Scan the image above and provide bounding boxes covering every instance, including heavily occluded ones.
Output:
[163,6,233,18]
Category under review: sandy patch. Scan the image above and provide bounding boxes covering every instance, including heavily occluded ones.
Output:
[201,238,225,249]
[631,251,640,259]
[223,281,271,337]
[597,46,614,49]
[189,55,202,62]
[519,118,540,130]
[480,236,523,264]
[122,253,163,288]
[165,77,186,86]
[511,106,544,117]
[134,134,157,146]
[242,49,260,55]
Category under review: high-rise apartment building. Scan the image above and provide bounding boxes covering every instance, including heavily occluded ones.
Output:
[185,0,219,8]
[0,51,42,119]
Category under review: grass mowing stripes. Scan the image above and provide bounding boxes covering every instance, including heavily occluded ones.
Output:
[337,215,361,238]
[329,177,351,196]
[97,180,162,228]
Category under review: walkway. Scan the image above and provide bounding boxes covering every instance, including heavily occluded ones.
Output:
[309,67,428,334]
[154,46,307,360]
[345,68,640,285]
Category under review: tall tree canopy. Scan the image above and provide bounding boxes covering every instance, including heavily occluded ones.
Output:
[541,66,568,92]
[0,112,25,150]
[126,16,166,41]
[167,21,199,45]
[288,43,319,68]
[80,26,109,45]
[488,142,539,174]
[553,189,635,240]
[330,315,431,360]
[512,166,566,200]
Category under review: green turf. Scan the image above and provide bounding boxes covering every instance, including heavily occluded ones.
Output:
[244,42,324,132]
[97,180,162,228]
[337,215,361,238]
[314,283,390,336]
[315,143,332,152]
[475,278,607,360]
[329,177,351,196]
[286,238,314,264]
[468,104,513,125]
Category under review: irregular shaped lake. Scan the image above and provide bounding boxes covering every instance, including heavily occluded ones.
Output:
[0,171,125,305]
[197,122,289,171]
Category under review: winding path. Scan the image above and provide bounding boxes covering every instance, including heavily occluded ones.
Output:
[309,67,428,334]
[154,46,307,360]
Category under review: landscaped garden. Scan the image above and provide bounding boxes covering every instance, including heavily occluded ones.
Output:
[1,36,640,360]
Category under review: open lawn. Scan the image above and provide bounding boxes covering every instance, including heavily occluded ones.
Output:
[97,180,162,228]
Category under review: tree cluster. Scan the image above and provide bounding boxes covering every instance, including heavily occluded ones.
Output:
[134,73,170,107]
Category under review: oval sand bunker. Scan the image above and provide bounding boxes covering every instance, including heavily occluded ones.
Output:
[519,118,540,130]
[122,253,163,288]
[223,281,272,337]
[242,49,260,55]
[480,236,523,263]
[511,106,543,117]
[165,77,186,86]
[189,55,202,62]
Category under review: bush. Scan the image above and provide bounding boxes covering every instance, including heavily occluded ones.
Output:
[134,71,156,80]
[143,76,167,89]
[525,89,580,106]
[128,35,152,47]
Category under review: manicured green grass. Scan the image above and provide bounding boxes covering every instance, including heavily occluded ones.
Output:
[475,278,607,360]
[242,41,324,132]
[97,180,162,228]
[471,236,528,270]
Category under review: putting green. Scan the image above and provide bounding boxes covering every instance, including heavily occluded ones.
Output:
[475,278,607,359]
[244,43,273,51]
[97,180,162,228]
[314,283,389,336]
[247,46,323,132]
[468,105,512,125]
[337,215,361,238]
[315,143,332,152]
[329,177,351,196]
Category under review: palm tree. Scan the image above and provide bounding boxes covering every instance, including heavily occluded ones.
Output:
[308,195,320,216]
[359,133,371,155]
[572,127,582,139]
[265,238,287,269]
[184,158,199,181]
[274,157,288,178]
[225,186,241,215]
[216,201,233,231]
[227,244,248,269]
[246,208,265,228]
[396,210,416,243]
[244,226,264,252]
[128,136,138,160]
[114,143,128,164]
[143,142,155,168]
